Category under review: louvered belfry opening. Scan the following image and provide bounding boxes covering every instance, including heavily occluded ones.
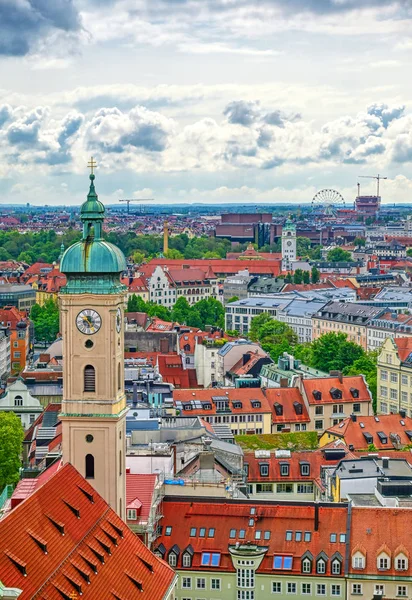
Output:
[84,365,96,392]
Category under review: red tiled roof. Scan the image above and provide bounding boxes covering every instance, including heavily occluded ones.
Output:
[302,375,372,405]
[23,262,53,275]
[349,507,412,576]
[173,387,271,415]
[144,258,281,277]
[156,500,347,576]
[0,306,29,328]
[230,351,265,376]
[147,317,177,332]
[126,473,157,522]
[125,311,150,328]
[265,388,310,424]
[169,267,216,283]
[157,355,200,388]
[245,449,348,483]
[325,414,412,450]
[0,463,175,599]
[394,337,412,361]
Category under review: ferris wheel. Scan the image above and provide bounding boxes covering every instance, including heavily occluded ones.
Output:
[312,189,345,216]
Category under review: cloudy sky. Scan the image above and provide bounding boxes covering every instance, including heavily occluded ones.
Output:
[1,0,412,206]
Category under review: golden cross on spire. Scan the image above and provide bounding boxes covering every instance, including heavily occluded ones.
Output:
[87,156,97,175]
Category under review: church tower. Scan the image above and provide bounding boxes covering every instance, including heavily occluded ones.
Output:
[59,163,127,519]
[281,216,297,272]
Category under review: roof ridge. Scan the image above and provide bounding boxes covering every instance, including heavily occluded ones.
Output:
[32,504,112,598]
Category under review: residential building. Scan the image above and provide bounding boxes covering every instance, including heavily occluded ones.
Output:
[367,311,412,352]
[0,379,43,429]
[225,297,286,334]
[310,260,366,275]
[325,455,412,502]
[32,267,67,305]
[226,349,272,387]
[173,388,272,435]
[312,302,383,350]
[348,507,412,600]
[320,413,412,451]
[217,340,268,385]
[373,239,406,258]
[248,275,285,296]
[126,472,164,548]
[156,499,347,600]
[0,326,11,381]
[223,269,254,302]
[264,387,311,433]
[0,283,36,311]
[121,275,150,302]
[277,298,327,343]
[0,306,30,374]
[244,449,347,501]
[194,336,228,387]
[282,217,297,272]
[300,375,373,433]
[377,337,412,416]
[140,257,282,280]
[148,265,219,307]
[0,463,177,599]
[259,352,327,388]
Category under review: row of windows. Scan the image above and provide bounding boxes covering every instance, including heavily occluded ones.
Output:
[352,553,408,571]
[249,483,314,494]
[202,414,264,423]
[181,577,221,590]
[272,582,342,596]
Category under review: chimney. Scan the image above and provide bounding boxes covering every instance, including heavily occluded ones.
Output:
[199,451,215,471]
[314,504,319,532]
[400,408,406,419]
[132,382,138,405]
[243,353,249,366]
[382,457,389,470]
[280,377,288,388]
[351,413,357,422]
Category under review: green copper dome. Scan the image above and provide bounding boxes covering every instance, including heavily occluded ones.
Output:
[60,172,127,294]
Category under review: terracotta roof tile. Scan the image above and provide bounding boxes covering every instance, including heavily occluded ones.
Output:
[324,414,412,450]
[302,376,372,405]
[265,388,310,424]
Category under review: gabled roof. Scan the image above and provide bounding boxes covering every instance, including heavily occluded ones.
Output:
[349,507,412,576]
[0,463,175,599]
[394,337,412,362]
[156,500,347,576]
[173,388,271,416]
[302,375,371,405]
[126,473,158,522]
[324,414,412,450]
[264,388,310,424]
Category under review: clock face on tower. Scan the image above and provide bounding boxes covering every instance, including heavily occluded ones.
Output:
[116,307,122,333]
[76,309,102,335]
[287,240,292,246]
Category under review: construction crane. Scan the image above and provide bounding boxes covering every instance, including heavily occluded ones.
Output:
[118,198,154,214]
[358,174,387,198]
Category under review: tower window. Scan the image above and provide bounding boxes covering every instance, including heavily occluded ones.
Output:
[85,454,94,479]
[84,365,96,392]
[14,395,23,407]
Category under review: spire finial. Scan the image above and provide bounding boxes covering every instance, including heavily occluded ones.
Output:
[87,156,97,178]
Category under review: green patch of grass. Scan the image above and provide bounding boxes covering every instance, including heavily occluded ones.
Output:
[235,431,318,451]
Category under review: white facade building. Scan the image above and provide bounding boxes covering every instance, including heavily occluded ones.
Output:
[0,327,11,381]
[0,379,43,429]
[281,218,297,272]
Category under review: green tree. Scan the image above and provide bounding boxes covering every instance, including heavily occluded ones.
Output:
[164,248,184,259]
[186,309,203,329]
[302,270,310,284]
[354,237,366,247]
[0,412,24,489]
[296,237,312,258]
[327,247,352,262]
[284,272,292,283]
[343,352,378,412]
[407,248,412,258]
[30,298,60,343]
[311,266,320,283]
[293,269,303,284]
[311,332,364,373]
[127,294,148,313]
[146,303,172,321]
[131,250,145,264]
[227,296,239,303]
[256,320,298,347]
[171,297,192,324]
[249,312,273,342]
[194,298,225,329]
[225,329,240,336]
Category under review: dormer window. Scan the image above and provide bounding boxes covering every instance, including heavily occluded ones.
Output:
[331,559,341,575]
[233,401,243,409]
[350,387,359,398]
[317,559,326,574]
[396,555,408,571]
[352,554,365,570]
[251,401,261,409]
[313,390,322,401]
[182,552,192,567]
[302,558,312,573]
[280,463,289,477]
[300,462,310,476]
[168,552,177,567]
[293,401,303,415]
[330,388,342,400]
[260,463,269,477]
[378,555,390,571]
[274,402,283,416]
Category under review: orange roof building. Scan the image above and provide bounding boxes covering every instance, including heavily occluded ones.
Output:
[0,463,176,599]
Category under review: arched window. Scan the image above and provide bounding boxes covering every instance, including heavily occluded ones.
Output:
[85,454,94,479]
[332,559,342,575]
[317,558,326,574]
[84,365,95,392]
[182,553,191,567]
[14,395,23,407]
[118,362,121,391]
[302,558,311,573]
[184,344,190,352]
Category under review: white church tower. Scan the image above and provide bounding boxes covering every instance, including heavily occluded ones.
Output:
[281,217,296,272]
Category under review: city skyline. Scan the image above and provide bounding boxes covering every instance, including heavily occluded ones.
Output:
[1,1,412,205]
